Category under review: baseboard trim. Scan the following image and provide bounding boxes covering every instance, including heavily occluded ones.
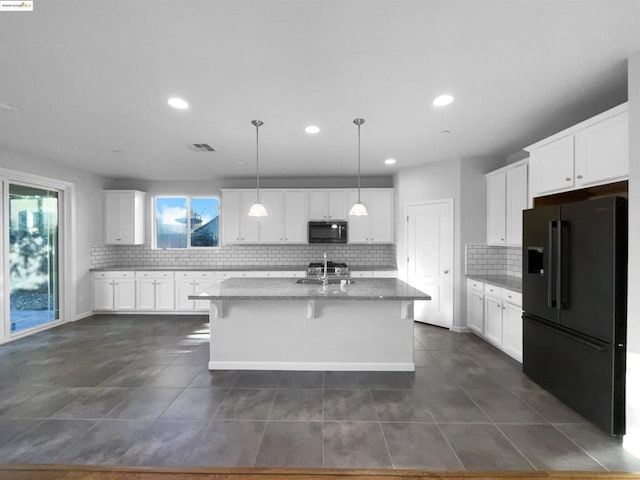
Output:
[92,310,209,315]
[450,326,471,333]
[208,361,415,372]
[74,311,94,321]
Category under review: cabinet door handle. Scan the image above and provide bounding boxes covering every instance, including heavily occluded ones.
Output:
[565,177,571,182]
[577,175,583,179]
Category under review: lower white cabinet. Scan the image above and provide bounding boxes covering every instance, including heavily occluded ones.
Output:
[466,278,522,362]
[175,272,218,311]
[502,302,523,362]
[135,272,175,311]
[94,270,307,312]
[93,271,136,311]
[484,295,503,347]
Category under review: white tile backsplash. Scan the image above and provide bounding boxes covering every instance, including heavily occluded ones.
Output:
[465,244,522,277]
[91,243,396,269]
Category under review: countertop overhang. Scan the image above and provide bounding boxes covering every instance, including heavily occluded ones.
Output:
[189,277,430,301]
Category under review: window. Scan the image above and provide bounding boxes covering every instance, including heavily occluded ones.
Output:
[154,196,220,248]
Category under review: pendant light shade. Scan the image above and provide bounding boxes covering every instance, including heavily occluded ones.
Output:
[349,118,368,216]
[248,119,268,217]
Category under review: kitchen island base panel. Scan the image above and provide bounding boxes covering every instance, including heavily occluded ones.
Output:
[208,361,415,371]
[209,300,414,372]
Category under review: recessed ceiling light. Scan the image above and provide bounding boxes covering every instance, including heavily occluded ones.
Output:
[305,125,320,134]
[433,94,454,107]
[167,97,189,110]
[384,158,396,165]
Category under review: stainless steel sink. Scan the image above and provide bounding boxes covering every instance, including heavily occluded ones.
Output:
[296,278,355,285]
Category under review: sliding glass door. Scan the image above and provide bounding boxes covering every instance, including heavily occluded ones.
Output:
[7,183,60,333]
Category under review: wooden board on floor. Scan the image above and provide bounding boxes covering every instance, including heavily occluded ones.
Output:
[0,465,639,480]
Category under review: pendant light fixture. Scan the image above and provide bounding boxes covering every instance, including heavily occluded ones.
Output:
[248,120,268,217]
[349,118,368,216]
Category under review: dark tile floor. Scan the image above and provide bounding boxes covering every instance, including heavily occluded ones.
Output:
[1,314,639,471]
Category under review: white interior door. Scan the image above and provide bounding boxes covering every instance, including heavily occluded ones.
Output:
[407,200,453,328]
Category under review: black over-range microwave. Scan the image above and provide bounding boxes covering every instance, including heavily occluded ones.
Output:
[308,221,347,243]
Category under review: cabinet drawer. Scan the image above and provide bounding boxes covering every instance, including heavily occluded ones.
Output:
[351,271,375,278]
[467,279,484,294]
[175,271,215,279]
[502,289,522,306]
[484,284,503,298]
[280,271,305,277]
[94,271,133,279]
[374,271,398,278]
[135,271,174,279]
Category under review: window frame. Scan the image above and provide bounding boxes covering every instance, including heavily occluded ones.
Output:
[152,195,221,250]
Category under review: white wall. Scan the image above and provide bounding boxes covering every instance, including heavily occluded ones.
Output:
[0,147,105,321]
[625,51,640,453]
[394,158,463,327]
[394,156,505,329]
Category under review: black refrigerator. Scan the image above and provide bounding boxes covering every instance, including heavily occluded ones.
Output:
[522,196,627,435]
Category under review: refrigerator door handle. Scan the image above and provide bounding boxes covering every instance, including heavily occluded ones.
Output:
[547,220,556,308]
[556,220,563,310]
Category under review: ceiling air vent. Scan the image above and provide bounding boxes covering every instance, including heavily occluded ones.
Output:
[188,143,215,152]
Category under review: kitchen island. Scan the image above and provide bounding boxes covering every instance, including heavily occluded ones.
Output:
[190,277,430,372]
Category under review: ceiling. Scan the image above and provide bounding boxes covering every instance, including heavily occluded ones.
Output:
[0,0,639,181]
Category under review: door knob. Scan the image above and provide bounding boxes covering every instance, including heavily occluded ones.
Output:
[443,270,449,274]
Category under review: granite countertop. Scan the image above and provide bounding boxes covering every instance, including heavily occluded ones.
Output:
[91,265,308,272]
[90,265,398,272]
[466,274,522,293]
[189,277,430,301]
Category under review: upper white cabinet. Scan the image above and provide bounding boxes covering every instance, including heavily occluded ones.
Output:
[486,171,507,245]
[486,160,528,246]
[104,190,145,244]
[260,191,285,243]
[574,110,629,188]
[347,189,394,243]
[529,136,575,195]
[222,188,393,245]
[526,103,628,198]
[283,190,308,243]
[222,189,309,244]
[505,163,528,246]
[308,189,348,220]
[221,190,260,244]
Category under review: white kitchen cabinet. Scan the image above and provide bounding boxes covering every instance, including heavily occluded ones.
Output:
[529,135,575,195]
[526,103,628,198]
[221,190,260,244]
[486,160,528,247]
[308,189,348,220]
[347,189,394,243]
[502,302,523,362]
[484,294,503,347]
[175,272,217,311]
[104,190,145,244]
[93,271,136,311]
[466,279,484,335]
[505,163,528,246]
[574,110,629,188]
[260,190,284,243]
[135,272,175,311]
[258,190,308,243]
[347,188,393,243]
[283,191,308,242]
[486,171,506,245]
[466,278,522,362]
